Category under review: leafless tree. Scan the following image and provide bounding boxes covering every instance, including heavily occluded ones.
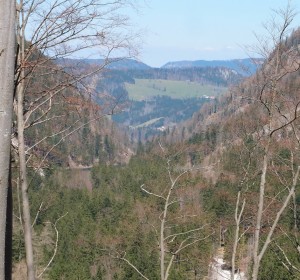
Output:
[251,5,300,279]
[14,1,140,279]
[228,4,300,279]
[118,144,213,280]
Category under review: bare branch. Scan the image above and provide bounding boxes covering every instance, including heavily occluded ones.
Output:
[274,242,300,274]
[37,212,68,278]
[140,184,166,200]
[31,202,43,228]
[164,225,208,242]
[117,253,150,280]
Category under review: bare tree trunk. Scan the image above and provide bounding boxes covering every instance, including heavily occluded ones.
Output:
[251,152,269,280]
[292,191,297,231]
[160,182,173,280]
[251,162,300,280]
[0,1,15,279]
[160,206,166,280]
[16,40,36,278]
[231,191,245,280]
[17,86,35,280]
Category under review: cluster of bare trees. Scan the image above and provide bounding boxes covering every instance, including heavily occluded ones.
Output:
[116,143,213,280]
[229,4,300,280]
[0,0,139,279]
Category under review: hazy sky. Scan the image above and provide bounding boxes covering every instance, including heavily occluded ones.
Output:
[130,0,300,67]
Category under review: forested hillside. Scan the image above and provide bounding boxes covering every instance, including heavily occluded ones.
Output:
[160,25,300,279]
[3,2,300,280]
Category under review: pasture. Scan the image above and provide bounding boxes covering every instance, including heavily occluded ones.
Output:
[125,79,227,100]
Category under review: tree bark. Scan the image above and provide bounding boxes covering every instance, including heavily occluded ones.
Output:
[0,1,15,279]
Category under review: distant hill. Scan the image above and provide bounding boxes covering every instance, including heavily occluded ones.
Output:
[84,58,152,70]
[161,58,263,76]
[57,58,151,70]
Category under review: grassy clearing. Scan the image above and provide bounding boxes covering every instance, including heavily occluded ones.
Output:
[125,79,227,100]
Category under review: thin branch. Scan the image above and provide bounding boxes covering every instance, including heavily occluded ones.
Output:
[274,242,300,274]
[164,225,207,241]
[118,253,150,280]
[25,114,65,129]
[238,226,250,242]
[31,202,43,228]
[140,184,166,200]
[37,212,68,278]
[175,233,214,255]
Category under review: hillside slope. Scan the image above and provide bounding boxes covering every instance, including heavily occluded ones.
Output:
[158,27,300,278]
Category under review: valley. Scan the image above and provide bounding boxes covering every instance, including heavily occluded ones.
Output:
[11,47,300,279]
[10,47,300,279]
[2,2,300,280]
[93,63,244,139]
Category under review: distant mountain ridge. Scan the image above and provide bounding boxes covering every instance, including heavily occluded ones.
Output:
[161,58,263,76]
[58,58,151,70]
[59,57,262,75]
[83,58,152,70]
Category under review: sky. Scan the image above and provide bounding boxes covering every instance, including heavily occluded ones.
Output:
[128,0,300,67]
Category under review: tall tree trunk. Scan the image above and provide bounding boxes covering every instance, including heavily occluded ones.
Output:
[0,1,15,279]
[251,152,268,280]
[160,192,169,280]
[231,191,245,280]
[17,71,36,280]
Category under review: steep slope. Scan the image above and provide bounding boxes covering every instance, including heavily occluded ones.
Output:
[159,27,300,278]
[19,55,135,169]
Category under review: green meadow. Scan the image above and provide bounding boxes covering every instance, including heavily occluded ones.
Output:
[125,79,227,100]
